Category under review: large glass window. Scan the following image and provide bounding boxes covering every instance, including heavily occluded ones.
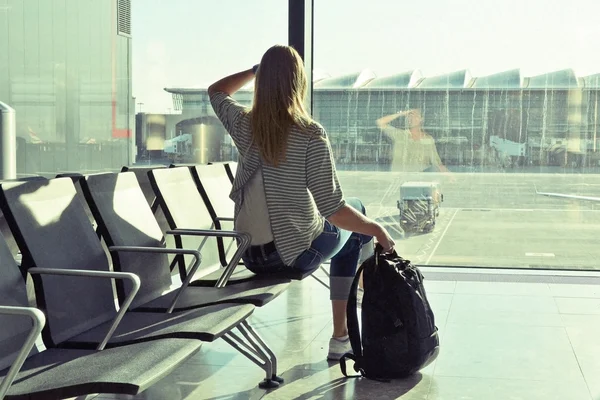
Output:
[1,0,288,174]
[132,0,287,165]
[0,0,133,177]
[315,0,600,270]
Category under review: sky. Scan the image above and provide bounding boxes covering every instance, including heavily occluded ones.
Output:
[132,0,600,113]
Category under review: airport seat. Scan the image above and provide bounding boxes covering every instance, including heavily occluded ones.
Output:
[0,230,203,400]
[0,176,49,267]
[152,166,261,284]
[189,163,237,268]
[11,176,48,181]
[207,161,237,183]
[0,177,284,388]
[122,164,181,272]
[120,165,168,213]
[224,161,237,182]
[168,162,240,279]
[169,163,199,168]
[55,172,101,238]
[80,171,290,307]
[168,162,247,283]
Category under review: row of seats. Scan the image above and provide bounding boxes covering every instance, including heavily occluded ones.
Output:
[124,163,329,287]
[0,162,319,399]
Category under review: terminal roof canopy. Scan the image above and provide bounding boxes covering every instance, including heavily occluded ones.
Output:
[471,69,521,89]
[364,70,422,89]
[526,69,578,89]
[164,68,596,99]
[581,73,600,88]
[314,70,376,89]
[417,70,471,88]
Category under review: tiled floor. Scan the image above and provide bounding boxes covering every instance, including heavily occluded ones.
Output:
[89,271,600,400]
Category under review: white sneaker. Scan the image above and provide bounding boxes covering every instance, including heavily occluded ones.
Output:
[327,335,352,361]
[357,287,364,308]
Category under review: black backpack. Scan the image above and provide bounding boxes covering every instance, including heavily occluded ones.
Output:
[340,246,440,380]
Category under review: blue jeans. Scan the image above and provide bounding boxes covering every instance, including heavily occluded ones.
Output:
[242,197,372,300]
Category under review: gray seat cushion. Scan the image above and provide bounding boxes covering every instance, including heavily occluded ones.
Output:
[2,339,201,399]
[192,265,317,286]
[190,265,258,286]
[64,303,254,348]
[138,280,290,311]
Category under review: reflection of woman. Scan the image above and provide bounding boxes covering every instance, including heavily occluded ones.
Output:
[208,45,394,361]
[376,109,450,173]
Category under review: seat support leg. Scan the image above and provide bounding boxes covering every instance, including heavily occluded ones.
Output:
[222,325,280,389]
[240,320,283,384]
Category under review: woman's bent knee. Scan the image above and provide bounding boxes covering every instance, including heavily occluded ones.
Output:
[345,197,366,215]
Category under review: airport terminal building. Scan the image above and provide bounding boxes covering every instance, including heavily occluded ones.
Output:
[155,68,600,170]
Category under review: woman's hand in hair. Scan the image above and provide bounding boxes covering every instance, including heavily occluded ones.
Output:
[208,67,256,97]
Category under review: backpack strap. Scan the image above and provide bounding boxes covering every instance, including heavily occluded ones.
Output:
[340,352,363,378]
[340,262,366,378]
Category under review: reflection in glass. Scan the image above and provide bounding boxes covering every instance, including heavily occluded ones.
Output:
[377,109,449,173]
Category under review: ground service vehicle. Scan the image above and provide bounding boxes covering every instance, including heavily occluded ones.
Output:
[397,182,443,234]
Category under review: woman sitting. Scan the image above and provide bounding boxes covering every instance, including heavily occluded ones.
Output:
[208,45,394,360]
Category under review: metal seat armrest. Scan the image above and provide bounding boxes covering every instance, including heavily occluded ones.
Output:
[0,306,45,400]
[108,246,202,313]
[28,268,140,351]
[166,229,248,240]
[165,229,251,287]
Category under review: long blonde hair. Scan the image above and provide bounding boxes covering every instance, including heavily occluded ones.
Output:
[251,45,313,166]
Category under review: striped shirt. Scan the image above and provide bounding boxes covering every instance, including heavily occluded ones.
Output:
[210,91,346,266]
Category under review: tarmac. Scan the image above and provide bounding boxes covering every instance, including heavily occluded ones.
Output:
[337,169,600,270]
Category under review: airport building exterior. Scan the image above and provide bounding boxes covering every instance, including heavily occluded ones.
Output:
[152,68,600,170]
